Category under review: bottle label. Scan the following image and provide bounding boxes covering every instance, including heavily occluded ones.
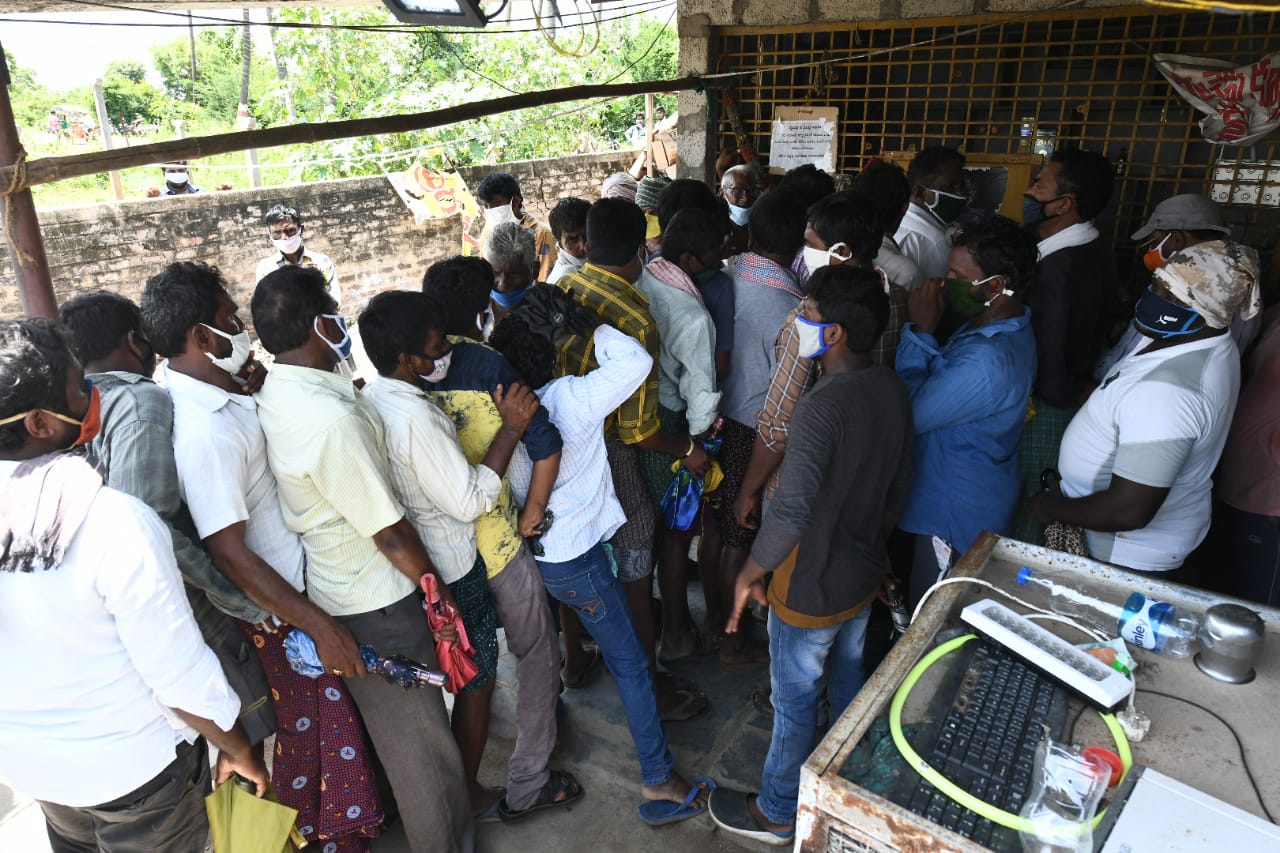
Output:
[1119,593,1172,650]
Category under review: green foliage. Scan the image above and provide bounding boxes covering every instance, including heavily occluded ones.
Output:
[6,53,59,129]
[101,70,164,128]
[152,28,275,121]
[105,60,148,85]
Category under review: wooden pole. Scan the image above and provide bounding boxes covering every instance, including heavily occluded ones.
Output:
[92,79,125,201]
[644,93,655,178]
[0,75,703,191]
[0,43,57,319]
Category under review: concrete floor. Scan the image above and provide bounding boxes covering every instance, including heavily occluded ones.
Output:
[0,580,790,853]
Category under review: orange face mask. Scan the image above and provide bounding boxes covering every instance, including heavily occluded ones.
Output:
[0,380,102,449]
[1142,233,1173,272]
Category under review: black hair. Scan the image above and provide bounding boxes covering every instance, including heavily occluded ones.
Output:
[477,172,521,204]
[906,146,965,190]
[778,164,836,210]
[422,255,493,336]
[655,179,720,233]
[1049,148,1114,221]
[0,319,75,451]
[953,215,1040,294]
[549,197,590,241]
[586,198,647,266]
[140,261,228,357]
[488,314,556,391]
[59,291,141,366]
[265,204,301,228]
[661,208,725,264]
[806,266,889,353]
[747,188,808,257]
[250,265,335,355]
[807,191,882,265]
[852,161,911,234]
[358,290,446,377]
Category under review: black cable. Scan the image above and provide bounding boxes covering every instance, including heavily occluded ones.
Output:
[0,0,675,35]
[1135,688,1276,824]
[600,6,674,86]
[431,32,524,95]
[484,0,510,23]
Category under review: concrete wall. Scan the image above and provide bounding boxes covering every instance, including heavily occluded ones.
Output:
[0,151,632,319]
[675,0,1133,182]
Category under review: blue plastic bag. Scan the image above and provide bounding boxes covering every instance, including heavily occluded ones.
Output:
[660,467,704,532]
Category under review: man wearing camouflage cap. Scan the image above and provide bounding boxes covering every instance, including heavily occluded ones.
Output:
[1031,241,1258,576]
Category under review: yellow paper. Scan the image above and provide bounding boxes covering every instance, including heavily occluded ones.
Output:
[205,779,299,853]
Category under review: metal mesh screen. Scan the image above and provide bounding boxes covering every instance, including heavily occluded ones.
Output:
[715,8,1279,255]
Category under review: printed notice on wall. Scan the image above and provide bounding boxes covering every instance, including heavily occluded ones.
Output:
[768,107,839,174]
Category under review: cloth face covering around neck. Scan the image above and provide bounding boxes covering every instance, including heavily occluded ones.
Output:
[314,314,353,361]
[1134,286,1202,339]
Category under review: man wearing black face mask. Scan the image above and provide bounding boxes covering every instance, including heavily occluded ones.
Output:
[0,318,269,853]
[894,146,968,280]
[60,291,279,751]
[1012,148,1121,545]
[1031,243,1254,577]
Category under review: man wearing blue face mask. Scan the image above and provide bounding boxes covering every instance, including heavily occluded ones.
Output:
[711,265,912,847]
[482,221,540,335]
[1032,243,1255,578]
[1012,148,1120,545]
[894,146,968,280]
[251,265,476,853]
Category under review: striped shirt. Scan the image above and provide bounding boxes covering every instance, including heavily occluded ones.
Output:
[254,363,414,617]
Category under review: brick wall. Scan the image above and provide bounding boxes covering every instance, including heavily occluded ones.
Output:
[0,150,632,319]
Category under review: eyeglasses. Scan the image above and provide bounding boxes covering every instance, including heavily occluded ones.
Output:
[269,226,300,239]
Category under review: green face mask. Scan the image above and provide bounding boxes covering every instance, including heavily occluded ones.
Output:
[943,278,988,318]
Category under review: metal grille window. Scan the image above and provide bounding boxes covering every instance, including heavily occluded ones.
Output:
[715,8,1279,253]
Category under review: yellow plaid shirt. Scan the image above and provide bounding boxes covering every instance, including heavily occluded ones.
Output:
[555,264,662,445]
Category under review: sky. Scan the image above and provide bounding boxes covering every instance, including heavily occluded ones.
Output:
[0,9,268,91]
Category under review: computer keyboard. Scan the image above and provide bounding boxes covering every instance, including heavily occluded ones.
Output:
[890,640,1069,850]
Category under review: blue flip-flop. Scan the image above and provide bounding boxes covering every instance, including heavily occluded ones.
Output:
[637,776,716,827]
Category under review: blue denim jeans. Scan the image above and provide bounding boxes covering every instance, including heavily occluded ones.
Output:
[537,542,675,787]
[757,607,871,826]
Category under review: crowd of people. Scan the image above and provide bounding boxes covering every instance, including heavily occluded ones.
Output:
[0,144,1274,852]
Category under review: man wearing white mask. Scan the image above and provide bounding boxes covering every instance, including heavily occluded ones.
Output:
[477,172,559,282]
[254,204,342,308]
[894,146,968,280]
[720,165,760,256]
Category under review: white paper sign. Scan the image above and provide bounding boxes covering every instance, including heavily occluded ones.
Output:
[769,107,839,173]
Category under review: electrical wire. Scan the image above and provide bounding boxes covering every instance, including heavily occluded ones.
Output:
[0,0,676,35]
[601,6,675,86]
[909,576,1109,643]
[1135,688,1276,823]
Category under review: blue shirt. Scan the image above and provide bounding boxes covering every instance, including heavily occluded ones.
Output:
[895,309,1036,552]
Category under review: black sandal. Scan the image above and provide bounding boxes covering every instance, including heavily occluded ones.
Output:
[496,770,584,822]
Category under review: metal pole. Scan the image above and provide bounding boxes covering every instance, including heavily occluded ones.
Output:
[92,79,124,201]
[0,43,57,319]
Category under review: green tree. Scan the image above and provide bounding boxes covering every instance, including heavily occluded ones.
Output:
[152,29,274,121]
[101,62,164,128]
[5,53,58,129]
[105,60,148,85]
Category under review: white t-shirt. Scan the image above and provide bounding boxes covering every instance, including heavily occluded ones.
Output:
[893,203,951,280]
[1059,332,1240,571]
[163,364,307,596]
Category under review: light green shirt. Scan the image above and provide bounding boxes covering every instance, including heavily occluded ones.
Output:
[254,363,414,616]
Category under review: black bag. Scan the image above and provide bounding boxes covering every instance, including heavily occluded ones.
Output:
[509,283,588,344]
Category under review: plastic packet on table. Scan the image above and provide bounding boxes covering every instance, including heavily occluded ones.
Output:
[1018,736,1111,853]
[1075,637,1138,676]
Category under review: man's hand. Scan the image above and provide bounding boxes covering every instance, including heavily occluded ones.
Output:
[214,744,270,796]
[311,619,367,679]
[735,488,761,531]
[216,183,234,191]
[726,574,768,635]
[145,187,161,198]
[493,382,539,433]
[681,442,710,477]
[908,278,945,335]
[239,357,267,394]
[423,575,462,644]
[518,504,547,537]
[1029,490,1052,525]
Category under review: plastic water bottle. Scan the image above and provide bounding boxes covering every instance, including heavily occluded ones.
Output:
[1015,567,1200,657]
